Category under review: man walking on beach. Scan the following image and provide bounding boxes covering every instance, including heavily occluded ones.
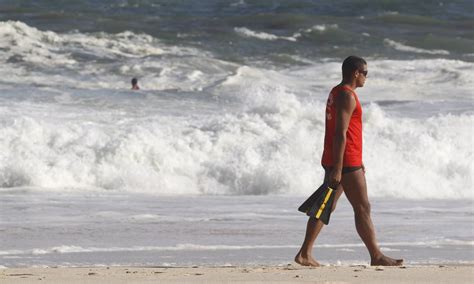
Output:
[295,56,403,267]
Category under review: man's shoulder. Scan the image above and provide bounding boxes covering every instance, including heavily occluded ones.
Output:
[333,87,356,109]
[332,85,355,96]
[333,87,355,102]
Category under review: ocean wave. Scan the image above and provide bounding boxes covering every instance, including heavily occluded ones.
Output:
[0,244,300,256]
[0,21,470,94]
[234,27,298,42]
[303,24,339,33]
[0,92,472,199]
[384,39,450,55]
[1,1,471,62]
[2,239,471,256]
[0,20,232,92]
[234,24,339,43]
[0,21,167,66]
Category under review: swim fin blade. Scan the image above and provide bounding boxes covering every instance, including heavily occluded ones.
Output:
[298,183,336,225]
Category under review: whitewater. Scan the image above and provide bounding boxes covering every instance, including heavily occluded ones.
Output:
[0,21,472,199]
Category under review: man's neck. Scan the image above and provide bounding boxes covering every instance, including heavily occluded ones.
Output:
[340,79,357,90]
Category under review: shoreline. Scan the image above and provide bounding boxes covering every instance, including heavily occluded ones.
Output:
[2,265,473,283]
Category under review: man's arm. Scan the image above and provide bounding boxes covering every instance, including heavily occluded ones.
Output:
[329,90,356,187]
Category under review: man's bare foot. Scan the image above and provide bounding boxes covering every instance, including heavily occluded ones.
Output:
[294,252,320,267]
[371,254,404,266]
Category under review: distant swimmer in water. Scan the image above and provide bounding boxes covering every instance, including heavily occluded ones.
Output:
[131,78,140,90]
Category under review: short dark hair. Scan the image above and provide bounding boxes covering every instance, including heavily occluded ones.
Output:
[131,78,138,85]
[342,56,366,78]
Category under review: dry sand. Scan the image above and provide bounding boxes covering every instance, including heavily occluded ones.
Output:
[1,265,473,283]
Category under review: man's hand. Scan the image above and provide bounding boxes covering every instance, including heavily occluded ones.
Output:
[329,168,342,189]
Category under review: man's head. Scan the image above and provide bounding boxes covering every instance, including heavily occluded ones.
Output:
[131,78,138,86]
[342,56,367,87]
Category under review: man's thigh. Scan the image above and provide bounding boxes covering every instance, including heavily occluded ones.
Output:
[341,169,369,208]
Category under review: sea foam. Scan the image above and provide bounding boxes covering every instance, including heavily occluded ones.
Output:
[0,89,471,199]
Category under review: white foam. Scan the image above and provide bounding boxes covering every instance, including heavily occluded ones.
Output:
[319,240,474,248]
[380,247,401,252]
[0,89,471,199]
[295,24,339,37]
[129,214,162,221]
[1,244,300,256]
[384,38,450,55]
[0,21,76,66]
[0,20,198,60]
[234,27,297,42]
[310,24,339,32]
[276,58,473,101]
[2,239,470,257]
[0,21,171,66]
[0,61,473,199]
[336,248,356,252]
[364,104,473,199]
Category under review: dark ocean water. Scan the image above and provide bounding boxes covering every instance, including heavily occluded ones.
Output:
[1,0,473,64]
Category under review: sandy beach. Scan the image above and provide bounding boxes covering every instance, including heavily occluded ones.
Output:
[1,265,473,283]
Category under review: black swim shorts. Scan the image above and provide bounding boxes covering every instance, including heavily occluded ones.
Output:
[323,166,363,175]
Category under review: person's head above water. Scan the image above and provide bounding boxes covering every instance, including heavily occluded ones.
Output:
[131,78,139,90]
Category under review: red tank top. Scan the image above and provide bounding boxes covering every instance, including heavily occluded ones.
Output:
[321,85,363,167]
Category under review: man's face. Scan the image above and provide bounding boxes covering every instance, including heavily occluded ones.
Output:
[355,64,368,87]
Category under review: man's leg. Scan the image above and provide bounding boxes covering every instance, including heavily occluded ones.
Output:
[295,184,344,266]
[341,169,403,266]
